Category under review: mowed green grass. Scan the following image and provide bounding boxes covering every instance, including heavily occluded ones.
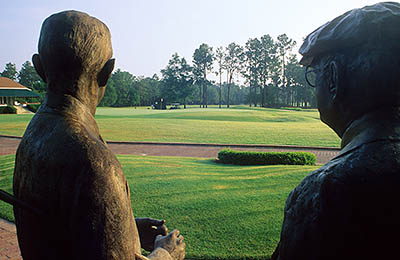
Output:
[0,106,340,147]
[0,155,14,222]
[0,154,318,259]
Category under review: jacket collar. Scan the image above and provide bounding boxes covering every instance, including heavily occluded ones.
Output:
[339,107,400,156]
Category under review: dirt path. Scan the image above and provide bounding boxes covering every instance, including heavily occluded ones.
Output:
[0,135,340,164]
[0,218,20,259]
[108,141,340,164]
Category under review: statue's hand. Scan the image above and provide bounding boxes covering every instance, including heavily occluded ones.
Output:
[154,229,185,260]
[136,218,168,251]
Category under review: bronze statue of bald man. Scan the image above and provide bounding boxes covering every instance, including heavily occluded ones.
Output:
[13,10,185,260]
[272,2,400,260]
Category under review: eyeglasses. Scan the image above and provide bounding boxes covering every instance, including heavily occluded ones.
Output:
[305,65,318,88]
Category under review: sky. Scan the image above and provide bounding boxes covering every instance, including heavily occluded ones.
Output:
[1,0,384,79]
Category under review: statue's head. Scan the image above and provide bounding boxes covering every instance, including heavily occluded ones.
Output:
[33,10,115,106]
[300,2,400,137]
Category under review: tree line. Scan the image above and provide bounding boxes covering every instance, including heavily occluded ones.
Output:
[1,33,316,108]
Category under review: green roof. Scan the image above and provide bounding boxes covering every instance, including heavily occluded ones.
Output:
[0,89,40,97]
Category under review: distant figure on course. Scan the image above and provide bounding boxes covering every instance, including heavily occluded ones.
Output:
[272,2,400,260]
[13,11,185,260]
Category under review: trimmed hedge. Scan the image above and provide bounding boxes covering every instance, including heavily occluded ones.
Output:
[217,149,316,166]
[0,106,17,114]
[26,104,41,113]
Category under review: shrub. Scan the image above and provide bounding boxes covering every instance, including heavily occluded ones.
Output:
[0,106,17,114]
[26,104,41,113]
[217,149,316,166]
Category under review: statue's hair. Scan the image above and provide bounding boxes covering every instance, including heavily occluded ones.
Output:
[38,11,112,92]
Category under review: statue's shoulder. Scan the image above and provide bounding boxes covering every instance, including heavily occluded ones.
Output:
[284,158,345,214]
[19,109,120,173]
[289,160,337,194]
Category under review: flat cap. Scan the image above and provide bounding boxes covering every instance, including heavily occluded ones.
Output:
[299,2,400,66]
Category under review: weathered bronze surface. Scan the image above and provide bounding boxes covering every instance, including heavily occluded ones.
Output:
[273,2,400,259]
[13,11,185,260]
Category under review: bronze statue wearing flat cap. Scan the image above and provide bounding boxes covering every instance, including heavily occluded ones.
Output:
[273,2,400,260]
[13,11,185,260]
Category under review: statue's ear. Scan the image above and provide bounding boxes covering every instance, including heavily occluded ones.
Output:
[97,58,115,87]
[328,60,341,101]
[32,54,47,83]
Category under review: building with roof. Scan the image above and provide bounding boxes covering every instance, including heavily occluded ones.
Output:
[0,77,40,106]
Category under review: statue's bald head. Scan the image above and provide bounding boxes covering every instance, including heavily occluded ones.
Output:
[35,10,113,94]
